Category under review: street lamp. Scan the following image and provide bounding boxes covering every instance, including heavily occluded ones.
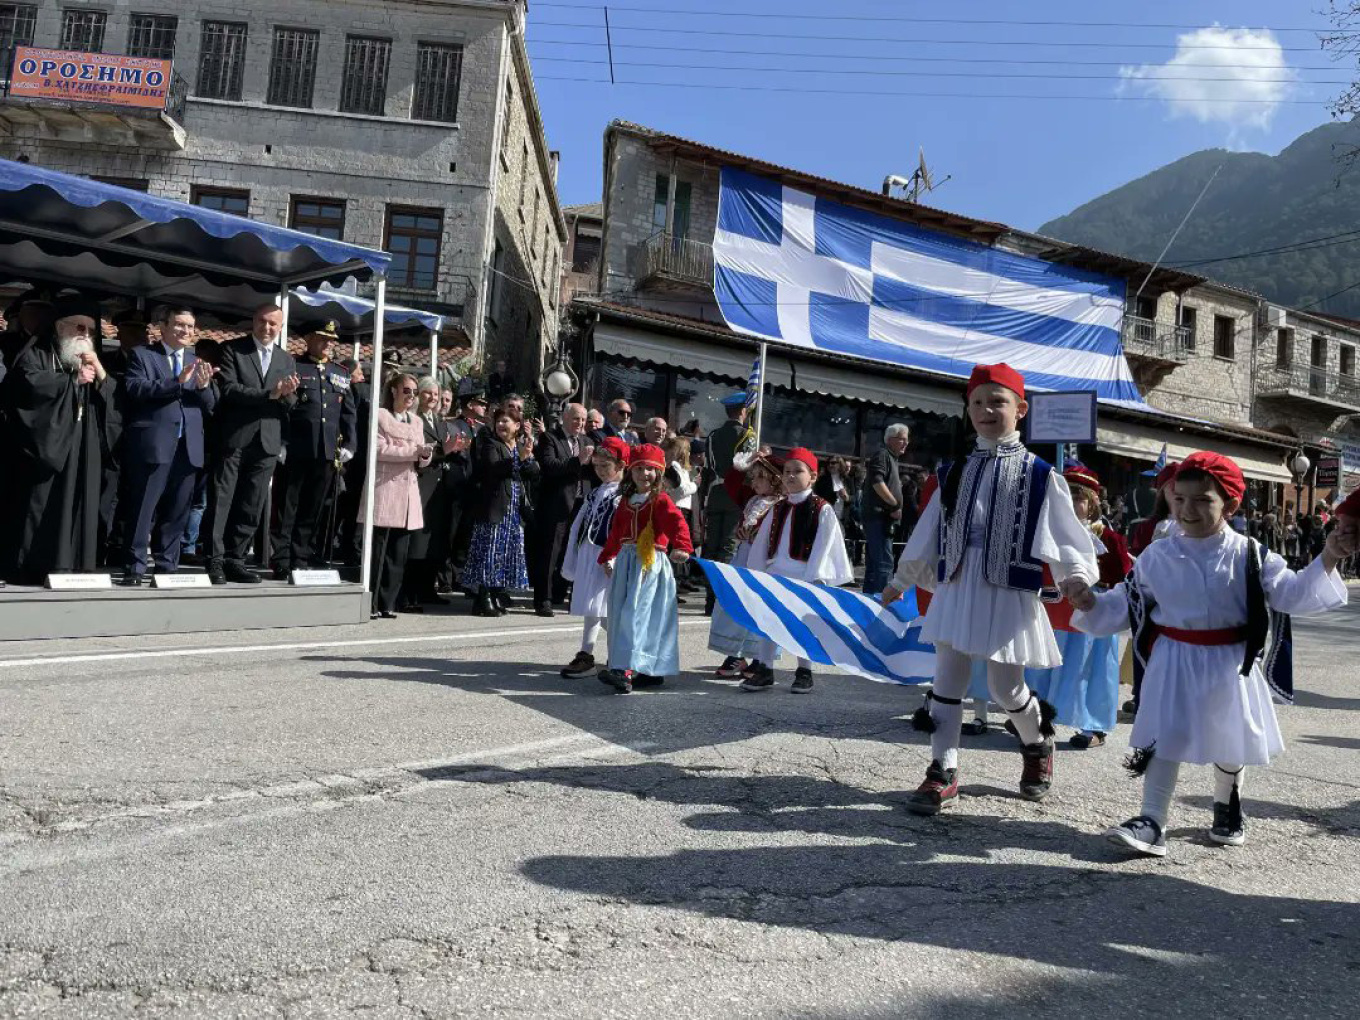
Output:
[539,347,578,426]
[1289,448,1311,518]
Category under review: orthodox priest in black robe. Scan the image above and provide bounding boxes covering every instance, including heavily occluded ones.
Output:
[1,295,118,584]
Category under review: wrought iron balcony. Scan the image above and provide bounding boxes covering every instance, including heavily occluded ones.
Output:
[1121,314,1191,364]
[638,231,713,288]
[1257,364,1360,412]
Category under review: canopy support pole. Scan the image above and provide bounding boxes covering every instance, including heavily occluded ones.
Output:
[752,342,768,450]
[429,330,438,376]
[360,278,388,607]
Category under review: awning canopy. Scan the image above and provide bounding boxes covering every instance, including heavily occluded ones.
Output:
[0,158,391,315]
[594,321,962,418]
[292,285,443,335]
[1096,417,1293,484]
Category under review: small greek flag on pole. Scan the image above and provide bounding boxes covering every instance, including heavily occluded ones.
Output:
[698,559,936,684]
[744,354,762,409]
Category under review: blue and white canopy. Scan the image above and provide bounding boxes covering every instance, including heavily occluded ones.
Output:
[713,167,1142,404]
[0,158,391,315]
[291,285,443,335]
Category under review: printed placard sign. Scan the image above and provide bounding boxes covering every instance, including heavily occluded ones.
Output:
[8,47,172,111]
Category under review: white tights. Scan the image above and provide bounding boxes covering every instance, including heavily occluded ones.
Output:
[755,638,811,671]
[581,616,605,655]
[1139,758,1246,827]
[929,645,1042,770]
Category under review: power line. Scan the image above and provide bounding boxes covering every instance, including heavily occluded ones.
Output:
[531,55,1333,85]
[527,37,1349,73]
[533,4,1329,33]
[1169,230,1360,269]
[535,74,1328,104]
[533,21,1329,51]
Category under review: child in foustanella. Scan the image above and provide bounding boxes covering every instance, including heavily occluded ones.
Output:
[741,448,854,694]
[1067,452,1355,857]
[883,363,1099,814]
[597,444,694,694]
[558,437,631,679]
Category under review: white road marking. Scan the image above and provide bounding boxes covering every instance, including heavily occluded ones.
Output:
[0,620,708,670]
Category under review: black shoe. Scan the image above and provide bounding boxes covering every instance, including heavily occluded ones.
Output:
[1210,794,1246,847]
[790,667,814,693]
[208,567,227,586]
[402,604,426,614]
[1019,738,1054,801]
[561,652,597,679]
[904,759,960,815]
[116,572,145,588]
[492,591,511,611]
[380,611,398,620]
[423,593,452,606]
[599,668,633,694]
[271,565,290,581]
[534,602,555,618]
[474,594,499,617]
[740,664,775,692]
[223,562,261,584]
[632,674,664,689]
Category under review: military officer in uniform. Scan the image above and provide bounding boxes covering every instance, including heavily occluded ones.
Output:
[270,321,357,578]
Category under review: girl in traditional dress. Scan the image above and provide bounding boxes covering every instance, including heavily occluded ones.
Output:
[883,363,1098,814]
[1069,452,1354,856]
[597,444,694,694]
[464,409,539,617]
[709,452,783,679]
[558,437,630,679]
[1026,464,1132,749]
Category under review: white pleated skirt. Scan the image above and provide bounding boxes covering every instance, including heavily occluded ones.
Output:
[920,549,1062,668]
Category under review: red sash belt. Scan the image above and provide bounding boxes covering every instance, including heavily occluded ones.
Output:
[1154,624,1249,646]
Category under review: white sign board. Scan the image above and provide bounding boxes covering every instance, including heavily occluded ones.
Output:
[1026,391,1098,445]
[153,573,213,589]
[292,569,342,587]
[1342,441,1360,474]
[46,573,113,591]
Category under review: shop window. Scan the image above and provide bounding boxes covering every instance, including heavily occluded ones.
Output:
[589,360,669,426]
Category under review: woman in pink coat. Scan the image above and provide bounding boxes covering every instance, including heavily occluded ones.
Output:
[362,371,433,618]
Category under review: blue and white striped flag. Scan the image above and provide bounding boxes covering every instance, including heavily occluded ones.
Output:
[744,354,761,409]
[713,167,1143,404]
[697,558,936,684]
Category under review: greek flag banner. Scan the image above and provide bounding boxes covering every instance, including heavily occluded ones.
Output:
[697,558,936,684]
[712,167,1142,404]
[744,354,761,408]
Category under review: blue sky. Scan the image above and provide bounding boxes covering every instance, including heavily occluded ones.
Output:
[528,0,1351,229]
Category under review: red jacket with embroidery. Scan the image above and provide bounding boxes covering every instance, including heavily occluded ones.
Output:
[598,492,694,563]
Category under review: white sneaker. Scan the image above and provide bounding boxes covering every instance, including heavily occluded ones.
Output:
[1105,815,1168,857]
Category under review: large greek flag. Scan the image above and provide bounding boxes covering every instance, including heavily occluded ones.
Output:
[712,167,1142,403]
[698,559,935,684]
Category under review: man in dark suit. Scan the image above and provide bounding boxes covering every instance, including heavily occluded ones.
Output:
[270,321,356,578]
[591,397,638,446]
[202,303,300,585]
[333,357,371,571]
[529,402,594,617]
[117,306,217,585]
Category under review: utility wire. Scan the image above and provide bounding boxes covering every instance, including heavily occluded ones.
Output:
[1168,230,1360,268]
[533,4,1330,33]
[533,21,1329,51]
[528,38,1347,73]
[535,74,1327,103]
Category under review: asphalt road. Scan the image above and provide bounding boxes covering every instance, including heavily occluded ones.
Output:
[1,594,1358,1018]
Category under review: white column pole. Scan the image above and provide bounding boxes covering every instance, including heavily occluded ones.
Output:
[360,278,388,603]
[752,342,768,450]
[429,329,438,376]
[277,286,290,349]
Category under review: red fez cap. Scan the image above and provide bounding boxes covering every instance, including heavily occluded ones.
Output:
[966,363,1025,400]
[1154,461,1180,490]
[630,443,666,471]
[1176,451,1246,504]
[598,437,630,463]
[1063,463,1102,494]
[786,447,818,473]
[1335,489,1360,518]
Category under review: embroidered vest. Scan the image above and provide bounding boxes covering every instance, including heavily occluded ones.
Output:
[767,494,828,562]
[935,440,1051,592]
[577,483,620,548]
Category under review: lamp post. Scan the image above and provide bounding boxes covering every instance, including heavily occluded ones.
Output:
[1289,448,1311,519]
[539,346,579,427]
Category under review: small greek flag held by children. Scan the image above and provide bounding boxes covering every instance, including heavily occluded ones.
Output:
[698,558,936,684]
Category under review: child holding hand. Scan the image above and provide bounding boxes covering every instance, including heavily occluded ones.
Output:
[597,444,694,694]
[1066,452,1355,856]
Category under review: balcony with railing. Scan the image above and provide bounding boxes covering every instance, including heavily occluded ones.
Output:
[1257,363,1360,412]
[0,44,188,151]
[1120,314,1191,365]
[637,231,714,288]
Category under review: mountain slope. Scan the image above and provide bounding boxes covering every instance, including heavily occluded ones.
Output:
[1038,121,1360,316]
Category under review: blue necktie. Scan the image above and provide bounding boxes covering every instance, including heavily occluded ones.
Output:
[171,350,184,438]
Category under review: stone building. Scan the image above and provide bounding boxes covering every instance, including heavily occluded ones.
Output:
[559,201,601,307]
[568,120,1297,504]
[0,0,564,378]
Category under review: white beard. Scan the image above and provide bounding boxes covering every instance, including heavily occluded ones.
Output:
[57,334,94,371]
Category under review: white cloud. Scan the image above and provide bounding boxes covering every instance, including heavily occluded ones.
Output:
[1119,26,1296,133]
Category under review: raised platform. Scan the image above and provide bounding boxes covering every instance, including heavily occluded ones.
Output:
[0,578,369,642]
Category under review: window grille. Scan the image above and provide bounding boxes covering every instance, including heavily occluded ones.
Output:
[291,197,346,241]
[339,35,390,116]
[191,186,250,216]
[92,176,150,192]
[128,13,177,60]
[60,8,105,52]
[267,27,319,109]
[0,4,36,85]
[386,207,443,291]
[571,228,601,273]
[197,21,247,101]
[412,42,463,123]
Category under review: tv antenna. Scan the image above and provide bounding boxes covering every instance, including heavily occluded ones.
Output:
[883,149,952,203]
